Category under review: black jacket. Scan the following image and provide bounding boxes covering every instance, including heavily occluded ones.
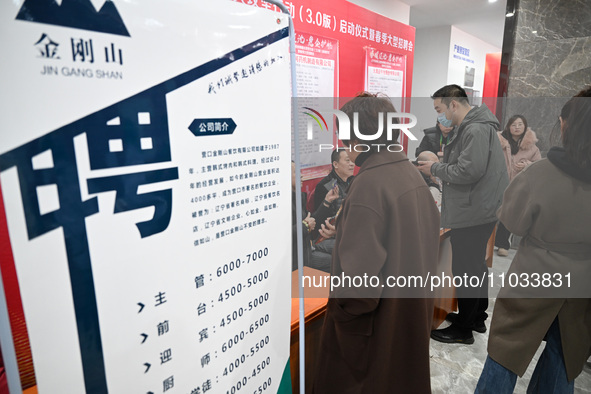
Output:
[313,170,353,217]
[415,124,453,157]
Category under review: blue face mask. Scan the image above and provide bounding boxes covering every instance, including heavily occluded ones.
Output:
[437,112,452,128]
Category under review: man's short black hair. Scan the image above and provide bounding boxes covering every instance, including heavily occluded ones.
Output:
[331,149,342,168]
[431,84,470,107]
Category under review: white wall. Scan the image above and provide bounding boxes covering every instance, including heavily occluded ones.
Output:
[447,26,501,98]
[345,3,501,159]
[347,0,410,24]
[411,25,451,98]
[407,25,501,158]
[408,25,451,158]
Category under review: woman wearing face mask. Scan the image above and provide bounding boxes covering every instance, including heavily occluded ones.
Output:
[495,115,541,257]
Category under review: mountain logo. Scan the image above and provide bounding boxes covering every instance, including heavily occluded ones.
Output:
[16,0,130,37]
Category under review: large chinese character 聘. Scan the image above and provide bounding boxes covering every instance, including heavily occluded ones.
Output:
[87,168,178,238]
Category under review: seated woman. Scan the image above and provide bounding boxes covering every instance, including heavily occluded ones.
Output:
[495,114,541,256]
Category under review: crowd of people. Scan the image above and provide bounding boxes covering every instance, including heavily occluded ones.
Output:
[291,84,591,393]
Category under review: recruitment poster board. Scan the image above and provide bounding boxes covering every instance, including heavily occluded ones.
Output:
[293,33,339,179]
[233,0,416,184]
[364,47,406,113]
[0,1,292,393]
[364,47,408,147]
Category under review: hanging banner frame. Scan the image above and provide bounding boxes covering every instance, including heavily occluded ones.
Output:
[363,47,409,148]
[0,1,294,393]
[293,32,339,180]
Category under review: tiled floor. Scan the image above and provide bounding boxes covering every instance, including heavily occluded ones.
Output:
[429,248,591,393]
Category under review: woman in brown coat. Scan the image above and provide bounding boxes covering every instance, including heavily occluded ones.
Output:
[495,115,541,256]
[475,86,591,393]
[311,93,440,393]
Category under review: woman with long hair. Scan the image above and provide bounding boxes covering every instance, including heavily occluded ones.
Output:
[476,86,591,393]
[495,115,541,256]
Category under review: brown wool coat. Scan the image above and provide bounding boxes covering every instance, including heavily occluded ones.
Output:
[488,159,591,381]
[312,150,440,394]
[497,128,542,181]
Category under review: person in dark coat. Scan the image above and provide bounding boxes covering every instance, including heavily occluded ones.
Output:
[475,86,591,393]
[415,120,454,158]
[312,93,440,393]
[310,149,355,271]
[418,84,508,344]
[313,149,354,215]
[494,115,541,256]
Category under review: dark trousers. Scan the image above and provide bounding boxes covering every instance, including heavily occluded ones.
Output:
[494,221,511,250]
[450,221,496,327]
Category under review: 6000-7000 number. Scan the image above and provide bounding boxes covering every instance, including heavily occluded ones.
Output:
[217,248,269,278]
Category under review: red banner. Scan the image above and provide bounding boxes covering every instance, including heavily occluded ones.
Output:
[235,0,416,183]
[233,0,415,100]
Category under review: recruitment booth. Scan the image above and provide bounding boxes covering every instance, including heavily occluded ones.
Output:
[0,1,294,393]
[0,1,495,394]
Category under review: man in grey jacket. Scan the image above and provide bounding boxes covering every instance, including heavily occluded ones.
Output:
[418,84,508,344]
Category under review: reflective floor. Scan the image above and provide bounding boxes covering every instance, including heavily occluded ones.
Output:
[429,248,591,394]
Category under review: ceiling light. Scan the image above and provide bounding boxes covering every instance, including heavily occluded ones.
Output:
[488,0,498,3]
[506,12,514,17]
